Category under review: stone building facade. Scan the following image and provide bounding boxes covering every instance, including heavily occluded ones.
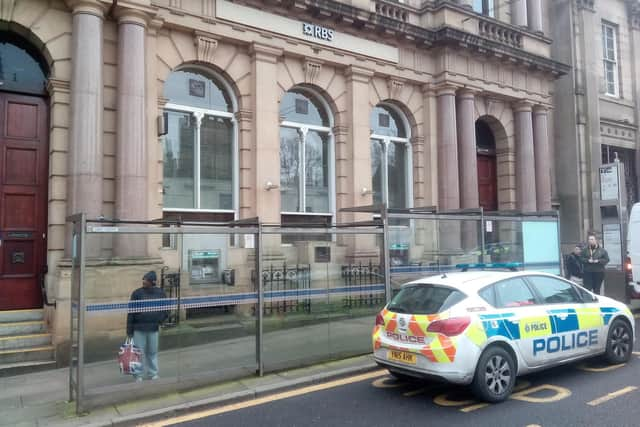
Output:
[552,0,640,248]
[0,0,567,365]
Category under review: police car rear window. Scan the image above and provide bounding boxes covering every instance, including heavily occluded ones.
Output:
[387,285,466,315]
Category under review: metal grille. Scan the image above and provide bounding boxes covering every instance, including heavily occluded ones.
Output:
[342,262,384,308]
[253,263,311,315]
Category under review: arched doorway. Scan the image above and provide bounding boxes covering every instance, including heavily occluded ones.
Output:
[0,32,49,310]
[476,119,498,212]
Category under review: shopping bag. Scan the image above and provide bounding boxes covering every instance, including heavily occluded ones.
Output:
[118,337,143,375]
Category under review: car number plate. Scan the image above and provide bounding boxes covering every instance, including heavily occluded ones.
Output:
[388,350,416,364]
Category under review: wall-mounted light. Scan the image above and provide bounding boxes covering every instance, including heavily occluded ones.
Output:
[265,181,279,191]
[361,187,373,196]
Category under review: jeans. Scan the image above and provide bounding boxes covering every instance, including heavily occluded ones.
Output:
[133,330,159,379]
[583,271,605,295]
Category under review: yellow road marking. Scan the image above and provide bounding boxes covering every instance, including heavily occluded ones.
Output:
[577,363,626,372]
[433,393,476,407]
[633,351,640,356]
[587,386,637,406]
[371,376,405,389]
[511,384,571,403]
[526,424,542,427]
[403,386,436,397]
[141,370,386,427]
[460,403,489,412]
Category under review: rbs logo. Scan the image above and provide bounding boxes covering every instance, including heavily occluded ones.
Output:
[532,330,598,356]
[303,23,335,42]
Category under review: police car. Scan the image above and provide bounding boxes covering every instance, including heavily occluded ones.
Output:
[372,268,635,403]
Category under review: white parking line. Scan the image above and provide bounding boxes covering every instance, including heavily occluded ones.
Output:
[587,386,637,406]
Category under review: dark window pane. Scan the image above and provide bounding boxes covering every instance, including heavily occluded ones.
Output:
[0,36,47,95]
[305,131,329,213]
[164,69,232,112]
[280,90,329,127]
[371,140,383,205]
[527,276,581,304]
[163,110,195,208]
[387,141,407,208]
[370,105,407,138]
[200,115,233,210]
[388,285,466,315]
[478,285,496,306]
[494,278,536,308]
[280,127,301,212]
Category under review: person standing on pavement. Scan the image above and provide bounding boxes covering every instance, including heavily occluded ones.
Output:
[581,233,609,295]
[565,244,584,285]
[126,271,168,381]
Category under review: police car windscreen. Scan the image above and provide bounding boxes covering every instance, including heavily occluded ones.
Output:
[387,285,466,315]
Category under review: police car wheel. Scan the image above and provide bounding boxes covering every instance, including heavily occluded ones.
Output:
[471,346,516,403]
[605,319,633,364]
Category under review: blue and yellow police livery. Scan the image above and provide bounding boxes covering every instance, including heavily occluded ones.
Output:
[373,270,635,403]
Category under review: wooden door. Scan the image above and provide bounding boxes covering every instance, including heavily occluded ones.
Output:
[477,154,498,212]
[0,93,48,310]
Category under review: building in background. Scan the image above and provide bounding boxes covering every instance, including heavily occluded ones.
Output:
[0,0,566,370]
[552,0,640,249]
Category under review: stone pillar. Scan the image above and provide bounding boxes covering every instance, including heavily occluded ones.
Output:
[527,0,543,33]
[456,89,478,251]
[456,89,478,209]
[436,86,460,211]
[250,43,283,224]
[533,105,551,211]
[437,85,461,253]
[114,9,148,257]
[511,0,528,27]
[514,101,537,212]
[67,0,106,257]
[344,66,377,261]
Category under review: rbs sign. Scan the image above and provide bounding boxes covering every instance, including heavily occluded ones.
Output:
[532,330,598,356]
[303,23,334,42]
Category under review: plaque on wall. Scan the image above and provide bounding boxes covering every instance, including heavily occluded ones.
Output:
[189,79,205,98]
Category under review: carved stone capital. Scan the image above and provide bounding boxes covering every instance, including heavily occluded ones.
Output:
[387,78,405,100]
[195,32,219,64]
[303,59,323,85]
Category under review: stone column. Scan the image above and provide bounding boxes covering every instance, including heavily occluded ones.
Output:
[456,89,479,209]
[514,101,537,212]
[67,0,106,257]
[437,85,461,252]
[250,43,282,224]
[114,9,149,257]
[511,0,528,27]
[527,0,543,33]
[344,66,377,261]
[456,89,478,251]
[533,105,551,211]
[436,86,460,211]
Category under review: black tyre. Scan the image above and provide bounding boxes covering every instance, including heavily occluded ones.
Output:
[605,318,633,364]
[471,346,516,403]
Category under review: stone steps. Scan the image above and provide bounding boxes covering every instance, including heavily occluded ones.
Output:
[0,309,56,377]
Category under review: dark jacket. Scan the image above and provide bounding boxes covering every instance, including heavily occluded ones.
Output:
[126,286,169,336]
[581,245,609,273]
[565,253,583,279]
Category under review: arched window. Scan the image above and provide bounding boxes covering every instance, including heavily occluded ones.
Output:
[370,105,411,208]
[162,68,236,214]
[0,32,48,95]
[279,89,333,216]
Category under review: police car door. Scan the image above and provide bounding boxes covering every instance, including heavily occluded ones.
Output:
[492,277,551,368]
[526,276,596,361]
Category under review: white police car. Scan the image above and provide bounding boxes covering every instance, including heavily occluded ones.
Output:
[372,269,635,402]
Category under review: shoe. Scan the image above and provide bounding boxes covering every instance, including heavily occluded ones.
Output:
[135,377,143,383]
[150,375,159,380]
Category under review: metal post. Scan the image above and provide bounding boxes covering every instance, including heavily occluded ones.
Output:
[77,213,87,413]
[381,204,392,302]
[256,225,264,376]
[480,207,486,264]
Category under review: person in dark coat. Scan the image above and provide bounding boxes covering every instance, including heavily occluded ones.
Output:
[126,271,168,381]
[581,233,609,295]
[565,245,584,285]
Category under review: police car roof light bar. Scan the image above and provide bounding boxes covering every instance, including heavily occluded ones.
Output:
[455,262,523,272]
